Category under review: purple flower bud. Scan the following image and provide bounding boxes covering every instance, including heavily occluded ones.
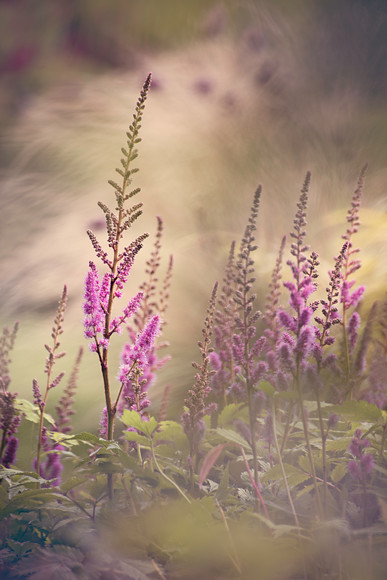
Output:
[2,436,19,467]
[327,413,339,429]
[32,379,43,408]
[348,311,360,351]
[348,459,361,480]
[209,351,221,371]
[360,453,374,475]
[299,307,312,328]
[278,310,296,332]
[295,326,315,361]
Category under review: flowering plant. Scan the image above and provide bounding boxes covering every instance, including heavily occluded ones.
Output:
[0,76,386,580]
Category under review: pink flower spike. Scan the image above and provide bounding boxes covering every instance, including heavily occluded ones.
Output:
[135,315,160,353]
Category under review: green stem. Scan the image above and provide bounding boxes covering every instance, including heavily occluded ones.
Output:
[315,389,327,517]
[380,421,387,460]
[150,439,191,504]
[295,363,323,519]
[271,398,300,528]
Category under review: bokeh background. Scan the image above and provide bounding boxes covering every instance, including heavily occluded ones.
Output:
[0,0,386,431]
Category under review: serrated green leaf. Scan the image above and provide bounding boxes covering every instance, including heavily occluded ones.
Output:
[0,489,66,518]
[123,431,150,446]
[14,398,55,425]
[327,401,382,423]
[325,437,352,452]
[212,428,250,449]
[331,461,348,484]
[70,432,109,446]
[261,463,310,489]
[154,420,185,443]
[121,410,158,437]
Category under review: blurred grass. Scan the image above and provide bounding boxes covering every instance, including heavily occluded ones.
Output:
[1,0,386,432]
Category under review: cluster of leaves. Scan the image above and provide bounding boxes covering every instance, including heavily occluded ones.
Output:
[0,77,387,580]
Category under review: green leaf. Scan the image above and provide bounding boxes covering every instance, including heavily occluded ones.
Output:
[331,461,348,484]
[15,398,39,423]
[154,420,185,443]
[217,404,242,427]
[121,410,158,438]
[327,401,382,423]
[258,380,276,398]
[70,432,108,446]
[14,398,55,425]
[325,437,352,452]
[0,489,66,518]
[212,428,250,449]
[261,463,310,489]
[123,431,150,446]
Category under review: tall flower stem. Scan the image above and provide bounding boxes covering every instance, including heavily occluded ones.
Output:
[294,362,323,519]
[340,165,367,397]
[35,286,67,478]
[234,187,262,497]
[86,74,152,446]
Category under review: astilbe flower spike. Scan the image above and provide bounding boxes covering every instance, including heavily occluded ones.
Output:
[210,240,239,412]
[273,173,317,392]
[34,286,67,481]
[263,235,286,350]
[0,323,20,467]
[314,242,348,359]
[347,429,374,483]
[182,282,218,486]
[82,75,153,452]
[362,293,387,409]
[230,186,268,495]
[274,173,324,516]
[0,392,21,468]
[111,217,172,436]
[339,165,367,393]
[115,315,160,418]
[0,322,19,391]
[54,347,83,434]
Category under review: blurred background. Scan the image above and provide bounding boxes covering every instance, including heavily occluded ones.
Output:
[0,0,386,431]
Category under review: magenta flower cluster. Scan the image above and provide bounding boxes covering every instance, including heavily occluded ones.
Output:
[117,314,161,414]
[33,426,63,487]
[83,260,143,352]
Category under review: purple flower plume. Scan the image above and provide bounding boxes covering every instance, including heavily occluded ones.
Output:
[84,261,143,351]
[347,429,374,482]
[113,315,161,426]
[0,391,21,467]
[34,426,63,487]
